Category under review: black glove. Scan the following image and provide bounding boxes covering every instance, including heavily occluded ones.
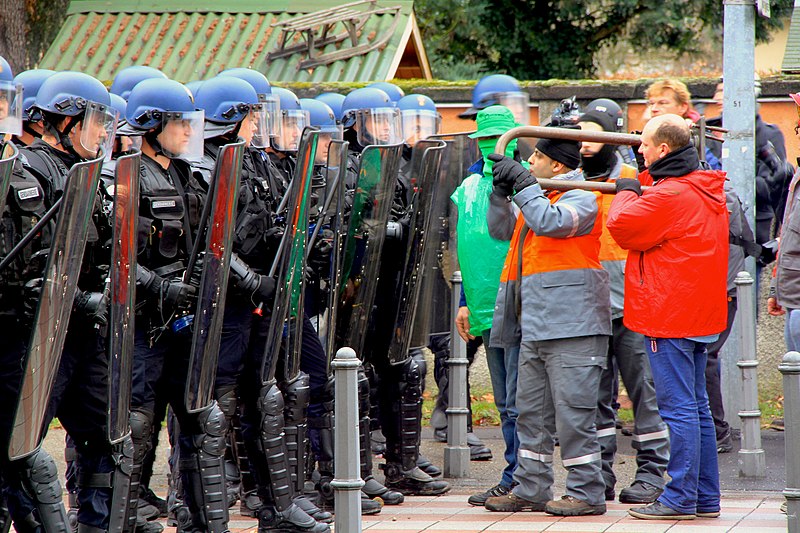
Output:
[23,277,44,320]
[255,274,276,301]
[163,279,197,308]
[488,154,537,196]
[74,290,109,327]
[615,178,642,196]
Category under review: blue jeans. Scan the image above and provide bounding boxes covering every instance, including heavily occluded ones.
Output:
[483,328,520,488]
[646,337,720,514]
[785,308,800,352]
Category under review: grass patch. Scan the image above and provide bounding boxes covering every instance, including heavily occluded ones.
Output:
[422,388,501,427]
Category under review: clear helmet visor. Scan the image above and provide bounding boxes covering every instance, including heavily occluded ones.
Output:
[261,94,281,139]
[314,123,344,164]
[273,109,310,152]
[0,83,23,136]
[356,108,402,146]
[78,102,118,158]
[157,110,205,161]
[401,109,440,146]
[241,106,269,149]
[497,92,529,125]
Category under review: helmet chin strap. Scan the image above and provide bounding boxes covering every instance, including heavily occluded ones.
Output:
[46,114,84,159]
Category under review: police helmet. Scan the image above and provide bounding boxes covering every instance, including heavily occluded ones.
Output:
[110,65,168,101]
[13,69,56,122]
[366,81,405,103]
[460,74,529,125]
[271,87,309,152]
[315,92,346,122]
[397,94,440,145]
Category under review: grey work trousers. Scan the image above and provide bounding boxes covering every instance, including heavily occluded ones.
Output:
[596,318,669,492]
[513,335,608,506]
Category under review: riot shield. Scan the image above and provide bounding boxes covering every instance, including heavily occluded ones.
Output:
[0,142,18,219]
[184,141,245,413]
[411,133,479,346]
[260,129,319,384]
[107,150,140,443]
[8,154,105,461]
[315,140,349,373]
[386,140,446,363]
[335,142,404,358]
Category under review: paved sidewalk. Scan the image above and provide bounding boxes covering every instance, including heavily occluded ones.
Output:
[153,493,787,532]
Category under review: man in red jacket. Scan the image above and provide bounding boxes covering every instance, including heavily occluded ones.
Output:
[606,114,729,521]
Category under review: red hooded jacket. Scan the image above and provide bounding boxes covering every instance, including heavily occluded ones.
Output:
[606,158,729,338]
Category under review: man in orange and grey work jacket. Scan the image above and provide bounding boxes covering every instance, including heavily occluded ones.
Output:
[483,134,612,517]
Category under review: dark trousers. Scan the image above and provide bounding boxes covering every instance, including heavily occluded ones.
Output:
[705,296,738,442]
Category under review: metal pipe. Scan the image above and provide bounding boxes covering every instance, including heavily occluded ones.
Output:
[780,350,800,532]
[330,347,364,531]
[494,126,641,156]
[734,271,765,477]
[444,270,470,477]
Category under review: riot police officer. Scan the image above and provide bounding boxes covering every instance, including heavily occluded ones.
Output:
[337,87,450,496]
[193,74,330,533]
[121,77,232,533]
[4,70,119,533]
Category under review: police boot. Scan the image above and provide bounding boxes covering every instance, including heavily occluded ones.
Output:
[178,402,230,533]
[257,504,330,533]
[67,491,79,532]
[381,357,449,497]
[357,367,403,506]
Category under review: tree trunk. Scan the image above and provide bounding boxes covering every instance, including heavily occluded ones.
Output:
[0,0,28,72]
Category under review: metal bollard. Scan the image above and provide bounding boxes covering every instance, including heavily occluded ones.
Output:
[444,271,470,477]
[780,351,800,532]
[734,271,765,477]
[331,347,363,532]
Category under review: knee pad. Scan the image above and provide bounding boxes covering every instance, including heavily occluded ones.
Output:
[215,386,238,420]
[195,402,228,457]
[129,409,154,450]
[20,450,62,505]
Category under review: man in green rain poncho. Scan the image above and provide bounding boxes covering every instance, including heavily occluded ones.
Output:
[451,105,526,507]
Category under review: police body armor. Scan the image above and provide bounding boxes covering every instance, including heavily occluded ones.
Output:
[7,153,105,533]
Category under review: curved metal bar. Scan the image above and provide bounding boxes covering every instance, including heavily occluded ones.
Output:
[494,126,641,156]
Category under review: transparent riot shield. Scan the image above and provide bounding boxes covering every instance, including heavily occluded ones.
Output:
[9,153,105,461]
[411,133,480,346]
[107,150,140,443]
[0,142,18,220]
[307,140,349,373]
[386,139,446,364]
[260,129,319,384]
[335,142,404,358]
[184,141,245,413]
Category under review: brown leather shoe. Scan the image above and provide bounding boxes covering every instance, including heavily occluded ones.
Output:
[485,493,546,512]
[545,495,606,516]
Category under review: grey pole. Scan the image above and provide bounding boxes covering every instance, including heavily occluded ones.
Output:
[780,351,800,532]
[734,271,765,477]
[444,270,470,477]
[331,347,363,532]
[720,0,757,434]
